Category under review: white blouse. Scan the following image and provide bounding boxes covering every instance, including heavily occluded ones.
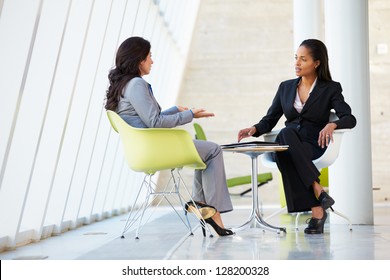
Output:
[294,78,317,113]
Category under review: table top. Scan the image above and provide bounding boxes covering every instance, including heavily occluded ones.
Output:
[222,145,288,153]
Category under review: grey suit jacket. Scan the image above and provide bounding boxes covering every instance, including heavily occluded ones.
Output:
[117,77,193,128]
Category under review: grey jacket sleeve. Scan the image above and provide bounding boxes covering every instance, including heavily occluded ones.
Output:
[126,78,193,128]
[162,106,180,115]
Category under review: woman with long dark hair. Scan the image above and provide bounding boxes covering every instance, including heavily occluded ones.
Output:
[106,37,233,236]
[238,39,356,234]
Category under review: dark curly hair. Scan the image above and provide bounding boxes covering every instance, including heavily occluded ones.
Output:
[299,39,333,82]
[105,37,151,111]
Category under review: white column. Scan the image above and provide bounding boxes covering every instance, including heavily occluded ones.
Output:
[293,0,322,50]
[324,0,373,224]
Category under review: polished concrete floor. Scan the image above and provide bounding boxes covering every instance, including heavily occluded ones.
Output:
[1,196,390,261]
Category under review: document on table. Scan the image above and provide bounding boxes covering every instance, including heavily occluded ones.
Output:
[220,141,288,149]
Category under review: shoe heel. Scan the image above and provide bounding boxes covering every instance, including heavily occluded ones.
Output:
[200,220,206,237]
[205,218,233,236]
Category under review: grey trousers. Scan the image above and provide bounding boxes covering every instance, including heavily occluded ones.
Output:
[192,140,233,213]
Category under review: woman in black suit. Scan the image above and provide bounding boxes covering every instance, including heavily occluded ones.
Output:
[238,39,356,234]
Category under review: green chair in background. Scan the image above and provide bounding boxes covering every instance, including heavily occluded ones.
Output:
[107,110,207,239]
[193,123,273,196]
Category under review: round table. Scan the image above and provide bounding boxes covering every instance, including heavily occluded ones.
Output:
[222,145,288,234]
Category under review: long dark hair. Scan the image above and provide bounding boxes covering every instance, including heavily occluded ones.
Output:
[105,37,151,111]
[300,39,332,82]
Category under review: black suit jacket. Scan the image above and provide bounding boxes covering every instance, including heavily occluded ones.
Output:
[253,77,357,146]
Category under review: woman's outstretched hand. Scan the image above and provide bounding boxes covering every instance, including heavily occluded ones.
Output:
[191,108,215,118]
[237,126,256,142]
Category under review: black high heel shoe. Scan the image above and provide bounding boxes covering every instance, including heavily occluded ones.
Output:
[185,201,217,220]
[304,210,328,234]
[318,191,335,210]
[201,218,234,237]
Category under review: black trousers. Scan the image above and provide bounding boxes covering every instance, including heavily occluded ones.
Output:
[275,127,325,213]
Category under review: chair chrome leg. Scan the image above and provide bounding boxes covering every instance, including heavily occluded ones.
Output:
[171,169,194,235]
[176,169,213,237]
[295,212,302,231]
[330,206,353,231]
[135,175,153,239]
[121,175,148,238]
[121,169,213,239]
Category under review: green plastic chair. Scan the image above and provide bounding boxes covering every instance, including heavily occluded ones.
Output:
[193,123,273,196]
[107,110,206,239]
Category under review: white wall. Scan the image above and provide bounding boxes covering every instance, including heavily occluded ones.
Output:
[0,0,200,250]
